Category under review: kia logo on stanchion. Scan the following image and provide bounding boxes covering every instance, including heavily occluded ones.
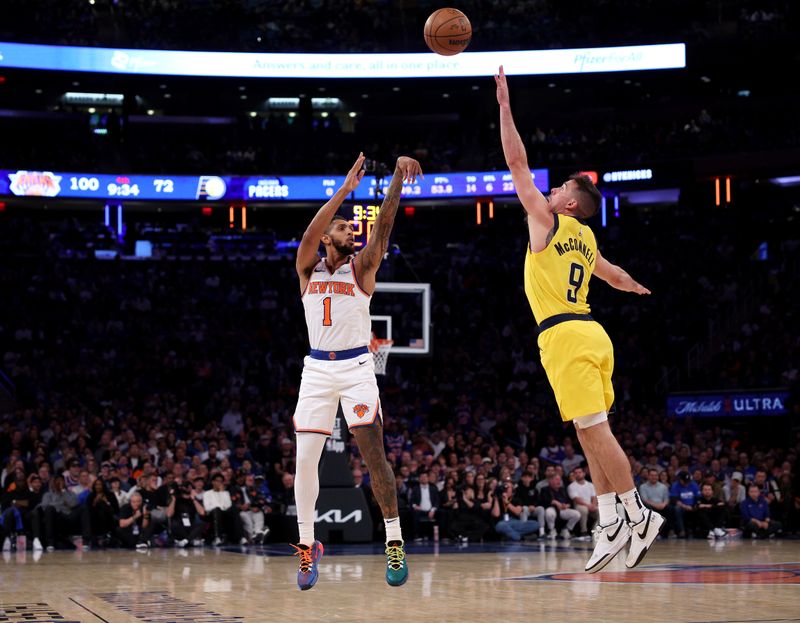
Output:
[315,510,363,524]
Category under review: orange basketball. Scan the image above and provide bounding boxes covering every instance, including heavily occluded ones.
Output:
[424,8,472,56]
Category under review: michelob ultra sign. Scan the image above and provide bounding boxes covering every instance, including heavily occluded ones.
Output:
[667,390,790,418]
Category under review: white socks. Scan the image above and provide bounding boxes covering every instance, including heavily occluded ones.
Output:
[385,517,403,543]
[295,433,328,546]
[597,492,619,527]
[619,488,644,524]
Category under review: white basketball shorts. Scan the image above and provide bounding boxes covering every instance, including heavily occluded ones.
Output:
[293,354,382,435]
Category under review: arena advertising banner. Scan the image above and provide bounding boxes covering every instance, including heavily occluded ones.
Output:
[0,168,549,202]
[667,390,790,418]
[0,41,685,79]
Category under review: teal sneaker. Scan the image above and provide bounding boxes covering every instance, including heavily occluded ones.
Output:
[385,540,408,586]
[291,540,324,590]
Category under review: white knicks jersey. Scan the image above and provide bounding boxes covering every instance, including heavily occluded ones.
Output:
[302,256,372,351]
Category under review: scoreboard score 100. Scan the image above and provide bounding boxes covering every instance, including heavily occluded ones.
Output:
[350,204,380,248]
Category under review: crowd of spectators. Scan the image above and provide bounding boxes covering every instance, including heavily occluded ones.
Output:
[0,191,797,550]
[2,97,799,177]
[375,431,798,543]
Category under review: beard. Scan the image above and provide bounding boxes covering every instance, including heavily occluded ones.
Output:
[332,240,355,255]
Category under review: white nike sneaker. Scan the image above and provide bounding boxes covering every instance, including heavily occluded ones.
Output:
[585,516,632,573]
[625,508,665,568]
[713,527,727,539]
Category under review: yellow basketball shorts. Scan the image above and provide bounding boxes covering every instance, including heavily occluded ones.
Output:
[537,319,615,422]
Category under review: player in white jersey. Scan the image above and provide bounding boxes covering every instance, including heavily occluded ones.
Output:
[292,152,423,590]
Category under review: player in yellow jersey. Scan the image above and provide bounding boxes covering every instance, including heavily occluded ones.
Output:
[495,66,664,572]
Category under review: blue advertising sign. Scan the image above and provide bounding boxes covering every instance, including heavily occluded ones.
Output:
[0,168,549,202]
[667,391,790,418]
[0,41,686,79]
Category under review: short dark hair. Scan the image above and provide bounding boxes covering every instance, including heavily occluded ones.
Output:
[325,214,348,234]
[569,173,601,219]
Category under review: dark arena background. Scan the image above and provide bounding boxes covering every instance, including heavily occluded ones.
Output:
[0,1,799,621]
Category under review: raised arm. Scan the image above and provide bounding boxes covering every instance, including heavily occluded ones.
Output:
[495,65,552,247]
[354,156,423,294]
[296,153,366,284]
[594,250,651,295]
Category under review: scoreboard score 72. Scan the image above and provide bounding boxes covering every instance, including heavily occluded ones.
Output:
[350,204,380,248]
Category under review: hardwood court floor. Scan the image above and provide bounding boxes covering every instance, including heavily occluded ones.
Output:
[0,540,798,623]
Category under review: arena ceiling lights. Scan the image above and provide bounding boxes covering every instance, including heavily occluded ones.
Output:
[0,42,685,79]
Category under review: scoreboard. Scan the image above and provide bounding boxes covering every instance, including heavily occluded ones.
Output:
[0,168,549,202]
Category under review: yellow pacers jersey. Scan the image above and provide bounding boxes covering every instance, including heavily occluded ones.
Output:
[524,213,614,422]
[524,213,597,324]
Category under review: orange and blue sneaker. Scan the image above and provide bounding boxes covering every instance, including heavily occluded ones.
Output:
[291,540,324,591]
[385,540,408,586]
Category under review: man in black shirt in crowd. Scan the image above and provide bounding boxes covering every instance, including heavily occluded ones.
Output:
[515,471,546,537]
[2,473,43,550]
[118,492,153,550]
[140,474,169,538]
[167,480,206,547]
[697,483,727,539]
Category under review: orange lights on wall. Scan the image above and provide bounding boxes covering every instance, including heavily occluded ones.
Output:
[715,176,732,206]
[476,200,495,225]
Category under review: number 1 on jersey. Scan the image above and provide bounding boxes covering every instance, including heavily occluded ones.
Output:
[322,296,332,326]
[566,263,585,303]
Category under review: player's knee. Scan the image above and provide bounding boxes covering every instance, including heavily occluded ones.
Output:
[573,411,608,430]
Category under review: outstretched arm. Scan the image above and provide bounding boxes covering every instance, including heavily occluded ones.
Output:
[296,153,365,285]
[594,250,651,295]
[495,65,552,248]
[355,156,423,293]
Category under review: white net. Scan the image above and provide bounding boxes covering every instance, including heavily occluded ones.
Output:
[371,340,393,375]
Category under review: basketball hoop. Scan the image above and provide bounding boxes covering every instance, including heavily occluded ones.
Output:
[369,337,393,375]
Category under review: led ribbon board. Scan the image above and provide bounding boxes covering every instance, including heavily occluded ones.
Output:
[0,42,685,78]
[0,168,549,202]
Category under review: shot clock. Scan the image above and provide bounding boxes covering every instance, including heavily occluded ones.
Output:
[349,204,380,248]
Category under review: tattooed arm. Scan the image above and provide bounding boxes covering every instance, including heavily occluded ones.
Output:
[354,156,423,294]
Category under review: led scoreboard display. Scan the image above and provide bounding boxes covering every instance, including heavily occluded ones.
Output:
[350,204,380,248]
[0,168,548,202]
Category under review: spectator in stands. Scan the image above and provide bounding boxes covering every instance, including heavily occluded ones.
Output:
[561,440,585,476]
[492,478,540,541]
[139,473,169,539]
[539,435,565,466]
[639,468,672,536]
[696,483,727,539]
[566,467,598,537]
[221,400,244,439]
[440,475,460,539]
[117,492,152,550]
[1,472,41,551]
[231,471,270,544]
[473,473,496,524]
[539,474,580,540]
[742,483,782,539]
[753,469,782,520]
[62,460,81,490]
[410,472,442,541]
[535,465,556,492]
[88,477,118,547]
[203,473,245,546]
[723,471,746,528]
[39,475,91,551]
[515,471,545,537]
[166,479,206,547]
[670,471,700,537]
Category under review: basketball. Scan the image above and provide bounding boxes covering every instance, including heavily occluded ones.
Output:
[423,8,472,56]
